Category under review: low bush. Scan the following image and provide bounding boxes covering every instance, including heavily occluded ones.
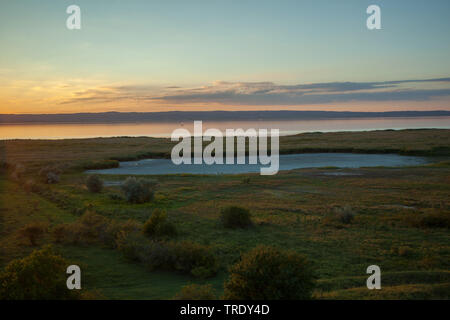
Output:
[323,206,355,226]
[0,246,81,300]
[51,223,90,245]
[19,222,48,246]
[103,219,141,248]
[143,209,177,239]
[23,179,41,193]
[121,177,156,203]
[115,231,150,262]
[220,206,252,229]
[86,175,103,193]
[223,245,315,300]
[51,211,109,245]
[79,211,109,239]
[170,241,218,278]
[417,211,450,229]
[173,284,217,300]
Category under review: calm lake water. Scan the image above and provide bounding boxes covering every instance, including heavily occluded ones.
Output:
[87,153,428,175]
[1,117,449,139]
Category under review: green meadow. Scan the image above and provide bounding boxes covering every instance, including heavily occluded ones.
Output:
[0,129,449,299]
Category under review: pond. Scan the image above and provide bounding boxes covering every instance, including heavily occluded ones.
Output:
[87,153,428,175]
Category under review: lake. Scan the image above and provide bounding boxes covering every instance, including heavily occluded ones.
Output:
[1,117,449,139]
[87,153,428,175]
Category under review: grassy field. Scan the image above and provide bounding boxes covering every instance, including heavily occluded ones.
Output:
[0,129,449,299]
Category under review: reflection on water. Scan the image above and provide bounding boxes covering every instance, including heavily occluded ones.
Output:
[87,153,428,175]
[0,117,449,139]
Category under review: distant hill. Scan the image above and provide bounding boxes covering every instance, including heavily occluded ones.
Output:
[0,110,449,124]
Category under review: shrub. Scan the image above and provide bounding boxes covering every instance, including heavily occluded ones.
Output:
[417,211,450,229]
[39,166,60,184]
[170,241,218,278]
[0,246,81,300]
[323,206,355,226]
[143,209,177,239]
[241,177,251,184]
[19,222,47,246]
[86,175,103,193]
[121,177,156,203]
[79,211,109,239]
[173,284,217,300]
[104,219,141,248]
[140,240,174,270]
[223,245,315,300]
[335,206,355,224]
[115,231,149,261]
[220,206,252,229]
[108,193,124,201]
[23,179,40,193]
[51,223,90,245]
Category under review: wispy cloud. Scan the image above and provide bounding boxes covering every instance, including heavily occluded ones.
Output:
[58,77,450,107]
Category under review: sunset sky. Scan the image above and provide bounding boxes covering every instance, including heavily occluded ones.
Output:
[1,0,450,114]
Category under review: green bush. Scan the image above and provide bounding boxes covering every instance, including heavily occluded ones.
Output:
[173,284,217,300]
[223,245,315,300]
[220,206,252,228]
[86,175,103,193]
[121,177,156,203]
[104,219,141,248]
[143,209,177,238]
[115,231,149,262]
[0,246,81,300]
[19,222,48,246]
[170,241,218,278]
[51,222,90,245]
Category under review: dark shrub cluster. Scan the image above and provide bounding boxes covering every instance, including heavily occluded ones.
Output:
[223,245,315,300]
[143,209,177,239]
[86,175,103,193]
[323,206,355,226]
[220,206,252,228]
[173,284,217,300]
[121,177,156,203]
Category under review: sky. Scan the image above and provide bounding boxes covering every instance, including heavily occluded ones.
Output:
[0,0,450,114]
